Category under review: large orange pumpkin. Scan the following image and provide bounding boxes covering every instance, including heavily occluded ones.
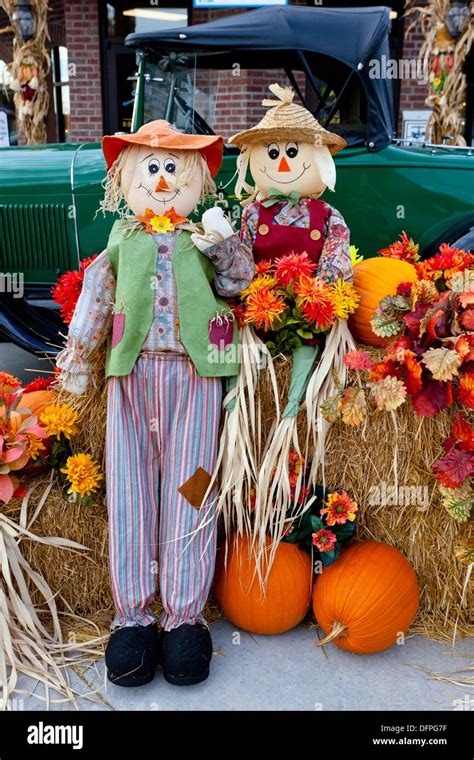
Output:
[313,541,419,654]
[214,534,313,634]
[20,390,56,417]
[349,258,418,346]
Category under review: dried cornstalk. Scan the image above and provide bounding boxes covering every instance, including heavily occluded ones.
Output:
[0,478,107,708]
[0,0,50,144]
[405,0,474,145]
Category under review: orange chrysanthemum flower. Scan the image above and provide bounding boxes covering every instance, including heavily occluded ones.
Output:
[274,252,316,286]
[416,244,474,282]
[255,261,273,275]
[294,274,336,330]
[378,231,419,263]
[288,450,304,488]
[294,274,332,306]
[301,299,335,331]
[0,372,21,394]
[243,286,287,331]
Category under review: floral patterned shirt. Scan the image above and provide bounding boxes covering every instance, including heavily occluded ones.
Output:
[55,231,254,379]
[240,199,352,283]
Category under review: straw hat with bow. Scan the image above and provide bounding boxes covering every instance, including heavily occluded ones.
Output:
[229,83,347,155]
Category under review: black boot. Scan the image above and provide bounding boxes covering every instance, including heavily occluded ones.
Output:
[105,624,159,687]
[161,622,213,686]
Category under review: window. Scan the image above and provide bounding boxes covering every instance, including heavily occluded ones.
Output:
[51,45,70,142]
[0,59,17,145]
[100,2,189,134]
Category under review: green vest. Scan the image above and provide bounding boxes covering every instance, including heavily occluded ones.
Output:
[105,220,239,378]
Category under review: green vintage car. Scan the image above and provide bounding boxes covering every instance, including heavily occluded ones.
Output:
[0,5,473,354]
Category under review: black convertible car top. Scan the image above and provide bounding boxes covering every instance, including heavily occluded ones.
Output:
[126,5,395,151]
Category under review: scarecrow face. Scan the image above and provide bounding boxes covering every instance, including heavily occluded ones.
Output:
[122,144,203,218]
[249,140,327,198]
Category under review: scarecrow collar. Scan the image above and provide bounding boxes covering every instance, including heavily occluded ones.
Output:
[135,207,189,234]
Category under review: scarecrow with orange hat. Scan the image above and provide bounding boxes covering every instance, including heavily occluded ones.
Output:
[56,120,254,687]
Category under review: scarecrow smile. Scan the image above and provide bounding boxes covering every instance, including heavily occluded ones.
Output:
[260,163,310,185]
[138,182,180,204]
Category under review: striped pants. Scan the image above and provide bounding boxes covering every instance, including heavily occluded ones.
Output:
[106,353,222,631]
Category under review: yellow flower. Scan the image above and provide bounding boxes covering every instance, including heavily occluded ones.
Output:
[433,76,442,87]
[150,215,173,234]
[240,274,279,299]
[329,279,360,319]
[39,404,78,440]
[61,453,103,497]
[25,435,46,460]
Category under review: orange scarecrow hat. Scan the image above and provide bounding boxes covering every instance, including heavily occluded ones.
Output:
[102,120,224,177]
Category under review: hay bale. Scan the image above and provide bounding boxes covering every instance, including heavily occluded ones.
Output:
[324,409,473,642]
[254,351,473,641]
[20,344,471,642]
[5,475,223,638]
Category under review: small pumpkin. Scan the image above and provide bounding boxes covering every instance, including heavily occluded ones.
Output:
[20,389,56,417]
[214,534,313,634]
[313,540,419,654]
[349,258,418,346]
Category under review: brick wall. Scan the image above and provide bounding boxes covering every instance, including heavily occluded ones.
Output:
[398,3,429,134]
[192,1,307,139]
[64,0,103,143]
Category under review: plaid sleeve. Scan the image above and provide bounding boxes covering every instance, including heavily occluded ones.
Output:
[240,202,259,249]
[316,205,353,283]
[55,250,116,376]
[201,233,255,298]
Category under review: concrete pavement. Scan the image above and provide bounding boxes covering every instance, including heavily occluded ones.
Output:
[9,621,474,711]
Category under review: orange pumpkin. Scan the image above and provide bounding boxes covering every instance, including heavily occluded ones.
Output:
[20,390,56,417]
[349,258,418,346]
[313,541,419,654]
[214,534,313,634]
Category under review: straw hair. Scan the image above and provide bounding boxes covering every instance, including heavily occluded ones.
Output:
[229,83,347,154]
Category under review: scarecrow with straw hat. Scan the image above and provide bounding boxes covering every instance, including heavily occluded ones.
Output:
[208,84,357,579]
[231,83,350,279]
[55,120,254,687]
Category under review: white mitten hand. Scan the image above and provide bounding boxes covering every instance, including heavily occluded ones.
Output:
[59,372,89,395]
[202,206,234,239]
[192,207,235,252]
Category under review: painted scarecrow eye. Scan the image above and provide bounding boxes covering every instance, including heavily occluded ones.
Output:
[164,158,176,175]
[148,159,160,175]
[267,143,280,160]
[286,142,299,159]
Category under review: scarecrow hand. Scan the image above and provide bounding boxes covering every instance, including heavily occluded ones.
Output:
[58,371,89,396]
[191,207,235,252]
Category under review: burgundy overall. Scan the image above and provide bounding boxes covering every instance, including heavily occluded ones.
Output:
[253,198,330,264]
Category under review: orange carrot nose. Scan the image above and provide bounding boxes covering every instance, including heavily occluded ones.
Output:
[278,157,291,172]
[155,175,170,191]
